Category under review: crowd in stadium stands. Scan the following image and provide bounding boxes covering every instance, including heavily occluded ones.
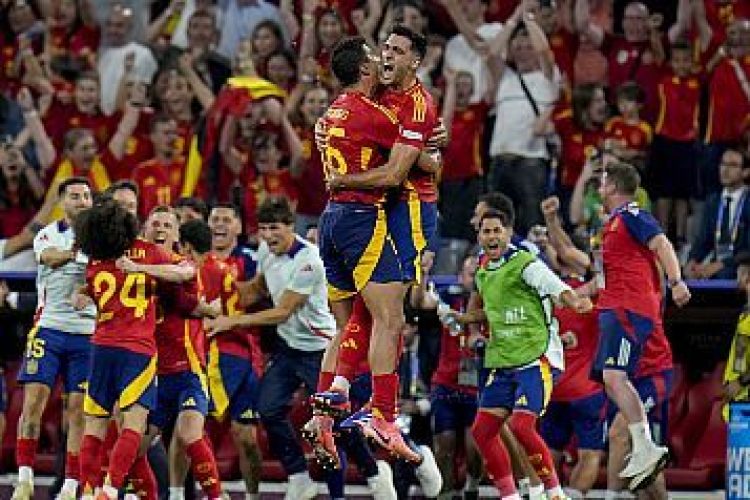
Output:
[0,0,748,498]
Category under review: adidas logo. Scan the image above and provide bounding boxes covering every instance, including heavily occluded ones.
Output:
[240,409,257,419]
[515,395,528,406]
[605,357,615,366]
[183,398,197,408]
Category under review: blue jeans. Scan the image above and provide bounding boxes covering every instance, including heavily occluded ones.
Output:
[258,343,323,475]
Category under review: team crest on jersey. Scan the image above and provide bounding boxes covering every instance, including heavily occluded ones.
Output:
[326,108,349,120]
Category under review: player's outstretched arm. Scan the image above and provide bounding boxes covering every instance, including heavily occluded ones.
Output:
[116,257,196,283]
[648,233,691,307]
[205,290,308,336]
[328,143,421,189]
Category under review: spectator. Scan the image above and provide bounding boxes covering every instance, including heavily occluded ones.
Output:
[44,0,100,81]
[265,48,298,92]
[299,3,346,87]
[97,3,159,114]
[159,0,223,50]
[575,0,670,122]
[703,19,750,195]
[41,71,115,152]
[536,0,579,89]
[288,83,330,235]
[131,115,193,220]
[686,147,750,280]
[440,68,490,242]
[604,81,652,173]
[174,195,208,222]
[722,250,750,417]
[44,128,112,220]
[252,19,286,72]
[0,137,45,239]
[0,0,45,95]
[487,4,559,235]
[216,0,285,60]
[551,83,607,211]
[650,39,701,247]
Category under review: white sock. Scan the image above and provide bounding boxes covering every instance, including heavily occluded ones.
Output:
[501,494,522,500]
[604,490,620,500]
[18,466,33,483]
[367,474,380,489]
[628,421,653,454]
[62,478,78,493]
[529,483,546,499]
[517,477,530,495]
[464,473,480,492]
[245,494,260,500]
[168,486,185,499]
[289,470,312,485]
[331,376,351,395]
[546,485,565,498]
[564,487,585,499]
[102,485,119,499]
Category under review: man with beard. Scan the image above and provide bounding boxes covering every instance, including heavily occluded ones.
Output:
[13,177,94,500]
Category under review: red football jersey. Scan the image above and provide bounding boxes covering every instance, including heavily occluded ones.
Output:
[604,116,652,154]
[442,103,489,182]
[654,72,701,142]
[705,0,750,45]
[155,262,204,375]
[108,109,156,181]
[131,157,186,220]
[294,126,328,217]
[323,91,400,205]
[44,102,116,151]
[548,28,580,85]
[706,56,750,144]
[242,170,299,235]
[597,204,663,322]
[378,81,440,202]
[553,108,606,188]
[202,250,264,375]
[48,25,100,64]
[86,238,175,355]
[551,278,601,402]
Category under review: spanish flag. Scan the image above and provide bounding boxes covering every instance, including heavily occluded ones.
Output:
[184,76,286,200]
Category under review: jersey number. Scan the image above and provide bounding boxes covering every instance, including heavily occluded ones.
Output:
[223,273,240,316]
[94,271,149,319]
[323,127,348,178]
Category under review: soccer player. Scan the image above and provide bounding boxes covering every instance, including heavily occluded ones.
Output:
[206,196,336,499]
[12,177,94,500]
[591,161,690,491]
[452,209,592,500]
[204,203,263,499]
[140,208,224,500]
[313,35,438,461]
[73,198,195,499]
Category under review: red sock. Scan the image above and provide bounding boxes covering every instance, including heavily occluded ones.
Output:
[107,428,142,489]
[317,371,335,392]
[129,454,158,500]
[79,435,104,493]
[336,296,372,381]
[186,437,222,498]
[99,421,119,485]
[509,411,560,489]
[65,452,80,481]
[371,373,399,422]
[16,437,37,468]
[471,411,517,496]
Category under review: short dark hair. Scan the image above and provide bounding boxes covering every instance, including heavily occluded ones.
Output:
[58,176,90,197]
[616,81,644,104]
[76,71,100,86]
[331,36,369,87]
[670,38,692,53]
[604,162,641,196]
[479,208,511,229]
[106,179,139,198]
[147,205,176,219]
[150,113,175,133]
[479,192,515,227]
[175,196,208,220]
[388,25,427,60]
[210,202,241,219]
[179,219,213,254]
[723,145,750,169]
[257,196,295,225]
[75,198,139,260]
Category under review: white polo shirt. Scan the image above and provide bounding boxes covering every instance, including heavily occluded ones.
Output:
[33,220,96,334]
[257,236,335,352]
